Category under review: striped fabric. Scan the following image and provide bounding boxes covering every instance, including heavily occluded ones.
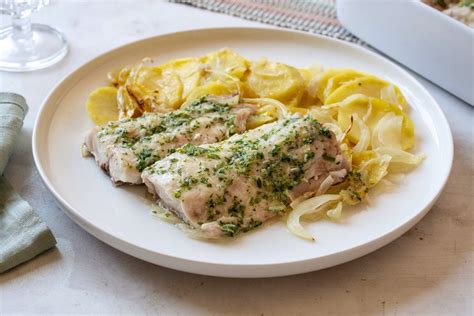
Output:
[170,0,363,44]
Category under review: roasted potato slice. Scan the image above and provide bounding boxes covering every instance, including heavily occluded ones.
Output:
[200,48,249,79]
[323,70,366,101]
[244,59,304,106]
[184,81,237,105]
[86,87,119,126]
[125,65,183,112]
[161,57,203,100]
[316,68,353,102]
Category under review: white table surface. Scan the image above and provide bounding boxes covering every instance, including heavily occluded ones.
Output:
[0,1,473,315]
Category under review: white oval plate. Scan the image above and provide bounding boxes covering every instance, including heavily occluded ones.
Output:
[33,28,453,278]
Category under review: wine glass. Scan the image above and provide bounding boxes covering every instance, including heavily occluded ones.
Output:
[0,0,67,72]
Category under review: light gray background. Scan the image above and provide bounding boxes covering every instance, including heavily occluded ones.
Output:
[0,1,472,315]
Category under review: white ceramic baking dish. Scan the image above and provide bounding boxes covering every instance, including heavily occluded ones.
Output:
[337,0,474,105]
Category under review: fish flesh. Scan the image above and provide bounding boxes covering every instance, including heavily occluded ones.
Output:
[142,115,350,238]
[84,97,256,184]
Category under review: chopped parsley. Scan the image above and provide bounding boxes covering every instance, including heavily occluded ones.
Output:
[319,127,331,138]
[322,152,336,162]
[136,148,154,172]
[219,222,240,237]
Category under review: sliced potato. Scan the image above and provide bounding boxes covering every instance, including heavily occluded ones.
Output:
[200,48,249,79]
[316,68,355,103]
[86,87,119,126]
[299,93,320,107]
[287,106,309,115]
[323,70,366,101]
[126,65,183,111]
[244,59,304,106]
[380,84,410,111]
[161,57,203,100]
[184,81,237,105]
[325,76,387,105]
[298,68,312,82]
[325,76,409,112]
[240,81,258,98]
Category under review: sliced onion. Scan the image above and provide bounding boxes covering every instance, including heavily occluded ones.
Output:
[362,99,373,122]
[309,106,338,124]
[375,147,425,172]
[305,64,324,98]
[321,103,342,110]
[242,97,289,119]
[317,175,334,196]
[287,194,341,240]
[359,154,392,187]
[352,114,371,153]
[339,117,354,144]
[385,173,406,182]
[372,112,403,149]
[326,201,343,220]
[204,68,242,97]
[339,143,353,169]
[380,84,402,111]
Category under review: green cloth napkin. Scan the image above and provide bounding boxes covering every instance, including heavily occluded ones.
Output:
[0,93,56,274]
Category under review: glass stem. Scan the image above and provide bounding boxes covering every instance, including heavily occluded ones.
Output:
[12,12,33,47]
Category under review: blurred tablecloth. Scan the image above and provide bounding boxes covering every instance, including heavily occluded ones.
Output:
[171,0,363,43]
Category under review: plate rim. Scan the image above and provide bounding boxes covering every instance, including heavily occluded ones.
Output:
[32,26,454,277]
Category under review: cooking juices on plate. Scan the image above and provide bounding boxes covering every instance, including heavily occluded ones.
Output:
[83,49,424,240]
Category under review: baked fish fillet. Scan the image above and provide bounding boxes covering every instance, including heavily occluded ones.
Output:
[142,115,350,238]
[84,97,256,184]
